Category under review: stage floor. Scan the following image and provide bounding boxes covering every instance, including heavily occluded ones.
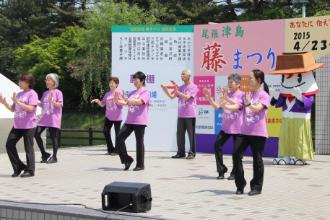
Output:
[0,146,329,220]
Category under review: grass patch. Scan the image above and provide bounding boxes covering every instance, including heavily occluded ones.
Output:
[61,112,105,129]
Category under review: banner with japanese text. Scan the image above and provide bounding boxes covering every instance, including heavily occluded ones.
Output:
[193,16,330,156]
[194,20,285,139]
[194,20,285,76]
[285,16,330,59]
[112,25,194,151]
[111,16,330,155]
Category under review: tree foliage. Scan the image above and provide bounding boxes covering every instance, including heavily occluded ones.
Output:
[68,0,156,103]
[1,0,329,110]
[0,0,87,79]
[14,26,83,109]
[123,0,330,23]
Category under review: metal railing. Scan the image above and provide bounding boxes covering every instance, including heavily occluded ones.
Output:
[46,128,105,147]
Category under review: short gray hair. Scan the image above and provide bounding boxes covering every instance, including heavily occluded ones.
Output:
[46,73,59,88]
[182,69,191,75]
[227,73,241,84]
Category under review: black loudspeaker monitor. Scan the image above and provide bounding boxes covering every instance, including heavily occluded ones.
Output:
[102,181,152,213]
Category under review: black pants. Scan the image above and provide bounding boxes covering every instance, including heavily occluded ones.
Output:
[103,118,121,153]
[116,124,146,168]
[233,135,266,191]
[214,131,240,175]
[177,118,196,155]
[6,128,36,173]
[35,126,60,157]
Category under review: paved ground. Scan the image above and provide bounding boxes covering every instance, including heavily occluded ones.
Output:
[0,146,329,220]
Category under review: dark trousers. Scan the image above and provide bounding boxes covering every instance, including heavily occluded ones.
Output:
[6,127,36,173]
[116,124,145,168]
[35,126,60,157]
[103,118,121,153]
[177,117,196,155]
[214,131,240,175]
[233,135,266,191]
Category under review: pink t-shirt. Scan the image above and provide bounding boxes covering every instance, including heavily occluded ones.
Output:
[38,89,63,128]
[221,90,244,135]
[125,88,150,126]
[241,91,270,138]
[102,90,123,121]
[177,83,199,118]
[13,89,38,129]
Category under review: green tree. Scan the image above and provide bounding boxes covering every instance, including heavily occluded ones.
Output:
[122,0,234,24]
[9,0,330,110]
[68,0,156,103]
[0,0,87,80]
[231,0,330,21]
[121,0,330,24]
[14,26,83,109]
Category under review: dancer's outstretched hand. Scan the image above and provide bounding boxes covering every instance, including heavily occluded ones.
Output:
[160,84,167,91]
[91,99,101,105]
[11,92,17,104]
[170,80,179,90]
[222,87,228,100]
[48,91,54,103]
[244,92,252,106]
[0,93,6,104]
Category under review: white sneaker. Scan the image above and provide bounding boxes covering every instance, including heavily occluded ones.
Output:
[272,159,278,165]
[294,159,307,165]
[273,157,290,165]
[278,159,288,165]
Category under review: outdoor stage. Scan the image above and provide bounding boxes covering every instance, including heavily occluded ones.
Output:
[0,146,329,220]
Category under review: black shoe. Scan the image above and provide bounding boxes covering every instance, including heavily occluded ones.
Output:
[248,189,261,196]
[46,156,57,164]
[40,152,51,163]
[227,173,235,180]
[11,166,25,178]
[11,173,20,178]
[172,154,185,159]
[186,153,195,160]
[217,173,225,179]
[217,166,228,179]
[236,189,244,195]
[20,171,34,178]
[107,148,118,155]
[124,160,133,171]
[133,166,144,171]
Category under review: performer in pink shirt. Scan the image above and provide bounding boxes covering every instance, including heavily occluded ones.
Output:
[161,69,198,160]
[0,73,38,177]
[91,77,124,155]
[115,71,150,171]
[35,73,63,163]
[234,69,270,196]
[203,73,244,180]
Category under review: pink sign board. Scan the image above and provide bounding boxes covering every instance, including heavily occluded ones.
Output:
[194,20,285,76]
[194,76,215,105]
